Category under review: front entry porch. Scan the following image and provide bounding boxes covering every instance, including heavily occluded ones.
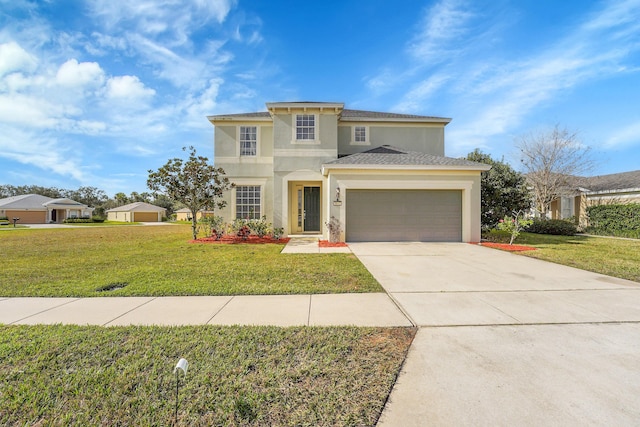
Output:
[288,182,322,234]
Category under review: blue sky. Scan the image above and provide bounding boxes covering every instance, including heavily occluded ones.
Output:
[1,0,639,196]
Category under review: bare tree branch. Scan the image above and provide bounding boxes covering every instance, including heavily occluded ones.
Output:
[516,124,596,216]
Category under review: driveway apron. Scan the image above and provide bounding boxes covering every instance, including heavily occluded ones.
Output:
[349,242,640,426]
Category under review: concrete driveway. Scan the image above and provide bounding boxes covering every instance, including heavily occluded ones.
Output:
[349,242,640,426]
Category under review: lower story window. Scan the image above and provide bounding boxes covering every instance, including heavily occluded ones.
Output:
[236,185,261,219]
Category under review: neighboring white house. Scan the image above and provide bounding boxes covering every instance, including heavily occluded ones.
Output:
[106,202,166,222]
[208,101,490,242]
[0,194,94,223]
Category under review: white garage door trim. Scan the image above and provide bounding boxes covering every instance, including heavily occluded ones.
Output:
[333,179,473,242]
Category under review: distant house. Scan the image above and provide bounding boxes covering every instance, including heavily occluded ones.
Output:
[208,101,490,242]
[0,194,94,224]
[174,208,215,221]
[549,170,640,226]
[106,202,166,222]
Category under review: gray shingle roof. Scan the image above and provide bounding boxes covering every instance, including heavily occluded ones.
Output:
[208,105,450,123]
[106,202,166,213]
[341,109,449,122]
[581,170,640,192]
[324,146,490,169]
[0,194,52,209]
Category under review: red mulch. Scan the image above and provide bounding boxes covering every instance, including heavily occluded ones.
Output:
[477,242,537,252]
[318,240,349,248]
[191,236,290,244]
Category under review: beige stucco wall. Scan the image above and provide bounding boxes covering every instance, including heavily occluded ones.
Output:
[337,124,445,156]
[107,211,132,222]
[324,169,483,243]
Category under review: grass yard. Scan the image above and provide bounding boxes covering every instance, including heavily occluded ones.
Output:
[0,324,416,426]
[0,225,382,297]
[516,232,640,283]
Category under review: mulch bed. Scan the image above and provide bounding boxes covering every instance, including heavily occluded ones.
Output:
[191,236,290,244]
[477,242,537,252]
[318,240,349,248]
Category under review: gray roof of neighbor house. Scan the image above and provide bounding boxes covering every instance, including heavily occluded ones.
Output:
[0,194,52,209]
[581,170,640,193]
[322,145,491,173]
[208,107,450,123]
[0,194,90,210]
[106,202,166,213]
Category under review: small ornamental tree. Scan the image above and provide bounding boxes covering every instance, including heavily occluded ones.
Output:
[147,146,233,240]
[466,149,531,229]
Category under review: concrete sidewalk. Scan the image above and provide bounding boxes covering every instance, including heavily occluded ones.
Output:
[0,294,412,327]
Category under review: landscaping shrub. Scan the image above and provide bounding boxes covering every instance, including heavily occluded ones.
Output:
[482,229,512,243]
[586,203,640,238]
[526,218,577,235]
[247,215,270,238]
[63,217,94,223]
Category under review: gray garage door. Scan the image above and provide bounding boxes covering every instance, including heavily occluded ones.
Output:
[346,190,462,242]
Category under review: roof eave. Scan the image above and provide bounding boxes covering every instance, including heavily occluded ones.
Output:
[585,187,640,195]
[207,115,272,124]
[340,116,452,124]
[322,163,491,176]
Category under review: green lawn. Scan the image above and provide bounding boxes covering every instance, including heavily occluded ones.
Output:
[516,232,640,283]
[0,225,382,296]
[0,324,416,426]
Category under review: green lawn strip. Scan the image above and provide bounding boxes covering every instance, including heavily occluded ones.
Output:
[516,232,640,283]
[0,226,382,296]
[0,324,416,426]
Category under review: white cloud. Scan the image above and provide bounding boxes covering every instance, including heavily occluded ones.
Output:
[106,75,155,99]
[0,41,38,76]
[0,124,86,181]
[90,0,236,44]
[604,120,640,148]
[56,59,105,87]
[392,74,450,113]
[408,0,475,61]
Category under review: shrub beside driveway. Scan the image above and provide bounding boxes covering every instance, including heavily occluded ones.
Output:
[0,225,382,297]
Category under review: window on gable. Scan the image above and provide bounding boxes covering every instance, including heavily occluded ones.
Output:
[354,126,367,143]
[239,126,257,156]
[295,114,315,141]
[236,185,261,219]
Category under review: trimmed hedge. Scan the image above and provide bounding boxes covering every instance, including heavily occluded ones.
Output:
[586,203,640,238]
[526,218,577,236]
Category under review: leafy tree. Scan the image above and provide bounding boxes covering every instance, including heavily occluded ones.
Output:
[516,124,595,216]
[147,146,233,239]
[64,186,108,207]
[114,192,129,206]
[466,149,531,229]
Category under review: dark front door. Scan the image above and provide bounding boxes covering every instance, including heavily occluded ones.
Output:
[304,186,320,232]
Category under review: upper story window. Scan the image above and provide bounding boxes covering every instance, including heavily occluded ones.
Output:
[351,125,369,145]
[295,114,315,141]
[354,126,367,143]
[239,126,257,156]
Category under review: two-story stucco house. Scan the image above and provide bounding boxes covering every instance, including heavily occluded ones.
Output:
[208,102,490,243]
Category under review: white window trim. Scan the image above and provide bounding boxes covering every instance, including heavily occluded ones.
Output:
[350,125,370,145]
[237,125,260,157]
[231,179,267,220]
[291,113,320,145]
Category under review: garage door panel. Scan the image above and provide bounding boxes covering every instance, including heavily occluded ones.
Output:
[346,190,461,242]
